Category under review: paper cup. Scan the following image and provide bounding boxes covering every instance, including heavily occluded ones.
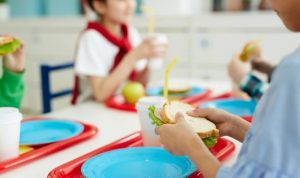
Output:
[148,34,168,70]
[0,107,22,162]
[136,96,166,147]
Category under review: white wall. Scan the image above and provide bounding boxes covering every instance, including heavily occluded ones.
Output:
[0,12,299,113]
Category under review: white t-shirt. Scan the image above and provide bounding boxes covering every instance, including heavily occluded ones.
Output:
[74,26,147,103]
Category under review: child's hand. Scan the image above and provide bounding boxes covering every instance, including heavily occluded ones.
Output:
[188,108,250,142]
[155,112,201,156]
[133,37,168,60]
[228,54,251,84]
[3,44,25,73]
[187,108,237,137]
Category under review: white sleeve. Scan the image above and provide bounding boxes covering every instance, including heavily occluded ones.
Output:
[75,30,110,77]
[129,26,148,71]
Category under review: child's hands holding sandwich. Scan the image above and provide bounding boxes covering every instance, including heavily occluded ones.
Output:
[3,44,25,73]
[154,102,250,178]
[0,36,25,73]
[188,108,251,142]
[229,41,274,85]
[155,112,200,156]
[155,107,251,156]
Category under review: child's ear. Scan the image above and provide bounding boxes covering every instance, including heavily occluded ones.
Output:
[93,1,106,15]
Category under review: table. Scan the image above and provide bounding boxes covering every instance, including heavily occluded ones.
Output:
[2,81,242,178]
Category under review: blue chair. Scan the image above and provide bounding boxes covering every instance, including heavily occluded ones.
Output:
[40,62,74,113]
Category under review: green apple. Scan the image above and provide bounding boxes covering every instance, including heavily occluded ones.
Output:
[122,82,145,105]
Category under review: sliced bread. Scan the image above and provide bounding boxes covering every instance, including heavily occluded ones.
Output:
[160,101,219,138]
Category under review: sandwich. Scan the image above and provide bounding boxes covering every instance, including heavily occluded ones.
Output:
[148,101,219,148]
[159,82,192,100]
[239,41,260,62]
[167,82,192,94]
[0,35,21,55]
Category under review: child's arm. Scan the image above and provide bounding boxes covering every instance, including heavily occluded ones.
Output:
[156,111,250,178]
[252,58,275,82]
[89,50,143,102]
[186,135,221,178]
[135,66,150,86]
[89,38,167,102]
[155,113,221,178]
[0,46,25,108]
[0,69,25,108]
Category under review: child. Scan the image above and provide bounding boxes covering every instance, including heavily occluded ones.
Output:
[0,41,25,108]
[72,0,168,104]
[156,0,300,177]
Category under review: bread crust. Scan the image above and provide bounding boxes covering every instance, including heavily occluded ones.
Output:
[161,101,219,138]
[0,36,15,46]
[160,101,175,124]
[197,129,219,139]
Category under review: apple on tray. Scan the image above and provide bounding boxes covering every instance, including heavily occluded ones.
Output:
[121,82,145,105]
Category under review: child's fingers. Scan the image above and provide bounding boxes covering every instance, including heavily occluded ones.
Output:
[187,108,213,118]
[143,36,156,44]
[175,112,185,123]
[155,126,163,135]
[150,45,168,57]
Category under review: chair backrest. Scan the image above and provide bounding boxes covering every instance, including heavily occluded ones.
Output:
[40,62,74,113]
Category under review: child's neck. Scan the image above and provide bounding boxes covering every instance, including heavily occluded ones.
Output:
[100,18,123,39]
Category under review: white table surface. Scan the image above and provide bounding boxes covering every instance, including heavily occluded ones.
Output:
[1,80,242,178]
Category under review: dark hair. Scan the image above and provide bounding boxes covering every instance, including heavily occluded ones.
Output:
[88,0,106,10]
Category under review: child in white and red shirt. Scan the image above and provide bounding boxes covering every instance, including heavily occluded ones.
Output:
[72,0,168,104]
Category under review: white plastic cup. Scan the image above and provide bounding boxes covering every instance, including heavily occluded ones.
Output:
[0,4,10,21]
[148,34,169,70]
[136,96,166,147]
[0,107,22,162]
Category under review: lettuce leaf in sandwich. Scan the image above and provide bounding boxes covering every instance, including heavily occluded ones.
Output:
[148,105,165,127]
[202,136,217,148]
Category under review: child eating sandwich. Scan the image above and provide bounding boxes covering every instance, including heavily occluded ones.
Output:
[0,36,25,108]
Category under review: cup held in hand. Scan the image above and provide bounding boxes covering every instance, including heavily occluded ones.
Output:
[148,34,169,70]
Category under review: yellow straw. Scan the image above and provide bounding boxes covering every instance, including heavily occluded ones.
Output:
[19,146,34,155]
[164,57,179,99]
[141,5,155,34]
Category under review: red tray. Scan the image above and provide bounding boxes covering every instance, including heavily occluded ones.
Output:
[105,89,212,112]
[105,95,137,112]
[48,131,235,178]
[0,118,98,174]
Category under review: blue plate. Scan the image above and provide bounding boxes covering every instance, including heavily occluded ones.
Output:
[20,120,84,146]
[147,86,205,97]
[201,99,257,116]
[81,147,197,178]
